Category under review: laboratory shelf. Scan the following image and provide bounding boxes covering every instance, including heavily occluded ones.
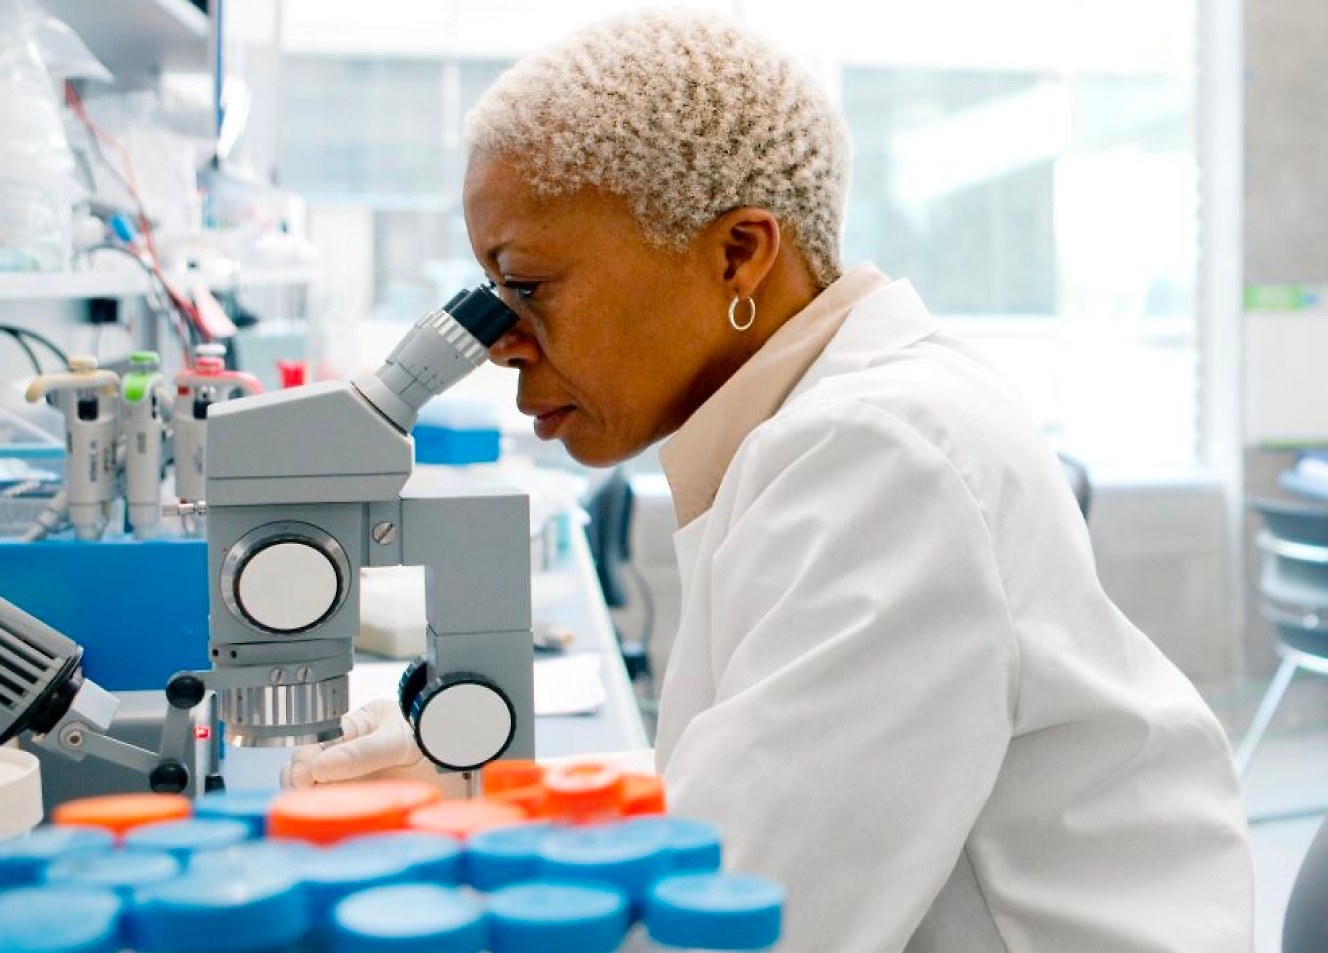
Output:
[0,266,319,302]
[35,0,209,80]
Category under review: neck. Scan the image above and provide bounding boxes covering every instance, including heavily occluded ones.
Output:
[727,248,821,366]
[671,251,821,431]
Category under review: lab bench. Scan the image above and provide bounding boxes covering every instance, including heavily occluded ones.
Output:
[14,514,647,806]
[530,522,650,758]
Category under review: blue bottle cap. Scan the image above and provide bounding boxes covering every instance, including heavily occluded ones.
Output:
[0,827,114,889]
[194,790,278,838]
[295,843,415,918]
[537,822,671,900]
[0,886,123,953]
[189,838,315,874]
[646,873,784,950]
[332,884,486,953]
[623,817,723,874]
[125,819,252,859]
[45,848,181,898]
[486,882,629,953]
[466,823,551,891]
[129,868,311,953]
[338,831,463,885]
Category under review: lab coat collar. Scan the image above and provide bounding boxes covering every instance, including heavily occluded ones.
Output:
[783,277,939,408]
[661,264,942,528]
[661,264,889,528]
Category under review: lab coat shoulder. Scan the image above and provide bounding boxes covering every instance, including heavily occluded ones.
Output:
[703,386,1025,701]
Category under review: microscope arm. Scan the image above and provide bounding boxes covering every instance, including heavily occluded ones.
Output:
[0,594,214,794]
[393,489,535,774]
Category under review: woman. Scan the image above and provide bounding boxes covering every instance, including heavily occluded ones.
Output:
[286,10,1254,951]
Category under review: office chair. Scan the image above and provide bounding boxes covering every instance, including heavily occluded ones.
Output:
[585,468,651,681]
[1283,813,1328,952]
[1057,452,1093,520]
[1237,498,1328,777]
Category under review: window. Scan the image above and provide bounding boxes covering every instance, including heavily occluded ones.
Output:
[235,0,1203,472]
[839,59,1198,471]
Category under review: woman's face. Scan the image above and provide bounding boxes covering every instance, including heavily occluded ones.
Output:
[463,156,739,467]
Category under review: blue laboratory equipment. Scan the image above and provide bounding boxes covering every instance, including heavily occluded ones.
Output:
[128,867,312,953]
[44,848,181,900]
[537,822,672,905]
[336,831,464,885]
[331,883,486,953]
[194,790,279,838]
[644,873,785,951]
[123,818,252,860]
[0,826,113,888]
[486,882,630,953]
[0,885,123,953]
[466,821,551,891]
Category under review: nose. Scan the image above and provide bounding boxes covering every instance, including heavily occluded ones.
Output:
[487,325,540,370]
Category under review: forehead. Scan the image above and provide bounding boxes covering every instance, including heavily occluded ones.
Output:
[463,155,638,263]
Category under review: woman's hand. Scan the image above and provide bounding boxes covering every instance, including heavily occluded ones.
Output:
[280,698,432,789]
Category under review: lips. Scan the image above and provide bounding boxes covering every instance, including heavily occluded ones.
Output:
[521,404,576,440]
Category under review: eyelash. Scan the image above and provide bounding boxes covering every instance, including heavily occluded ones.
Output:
[501,280,541,303]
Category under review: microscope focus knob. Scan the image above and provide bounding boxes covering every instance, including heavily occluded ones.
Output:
[410,672,516,772]
[397,658,429,721]
[221,523,351,634]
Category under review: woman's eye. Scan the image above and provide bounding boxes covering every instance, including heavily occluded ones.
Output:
[504,280,541,303]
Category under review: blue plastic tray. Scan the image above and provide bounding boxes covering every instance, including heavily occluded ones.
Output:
[0,537,209,691]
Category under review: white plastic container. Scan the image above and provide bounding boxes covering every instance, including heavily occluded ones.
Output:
[0,746,42,840]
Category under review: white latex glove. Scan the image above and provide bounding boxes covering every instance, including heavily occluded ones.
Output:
[280,698,433,789]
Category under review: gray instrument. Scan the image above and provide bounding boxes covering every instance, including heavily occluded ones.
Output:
[2,286,531,794]
[200,284,533,772]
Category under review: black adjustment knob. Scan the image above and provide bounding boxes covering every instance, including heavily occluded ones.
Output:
[410,672,516,772]
[149,761,190,794]
[398,657,429,722]
[165,673,206,710]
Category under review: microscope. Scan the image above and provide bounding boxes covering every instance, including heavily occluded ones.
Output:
[1,285,533,793]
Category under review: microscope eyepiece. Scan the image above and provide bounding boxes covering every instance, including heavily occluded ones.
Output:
[448,285,520,347]
[353,284,521,433]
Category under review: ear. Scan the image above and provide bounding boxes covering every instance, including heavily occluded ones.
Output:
[706,207,782,298]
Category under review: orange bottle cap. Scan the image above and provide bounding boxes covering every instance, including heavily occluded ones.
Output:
[372,780,446,814]
[482,760,546,795]
[486,784,550,818]
[407,799,529,839]
[52,793,192,839]
[542,762,625,821]
[621,773,667,816]
[268,780,443,845]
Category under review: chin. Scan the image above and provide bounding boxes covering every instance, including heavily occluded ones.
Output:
[561,432,646,469]
[562,441,629,469]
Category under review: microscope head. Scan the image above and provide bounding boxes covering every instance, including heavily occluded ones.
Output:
[202,287,519,749]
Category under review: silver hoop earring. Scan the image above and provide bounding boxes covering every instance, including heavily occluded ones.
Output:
[728,295,756,332]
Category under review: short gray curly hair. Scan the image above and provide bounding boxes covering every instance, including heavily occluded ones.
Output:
[464,9,851,289]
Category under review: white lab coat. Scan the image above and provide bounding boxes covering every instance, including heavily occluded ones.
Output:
[655,280,1255,952]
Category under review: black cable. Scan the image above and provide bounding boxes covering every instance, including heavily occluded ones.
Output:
[0,328,43,375]
[0,325,67,369]
[80,244,196,352]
